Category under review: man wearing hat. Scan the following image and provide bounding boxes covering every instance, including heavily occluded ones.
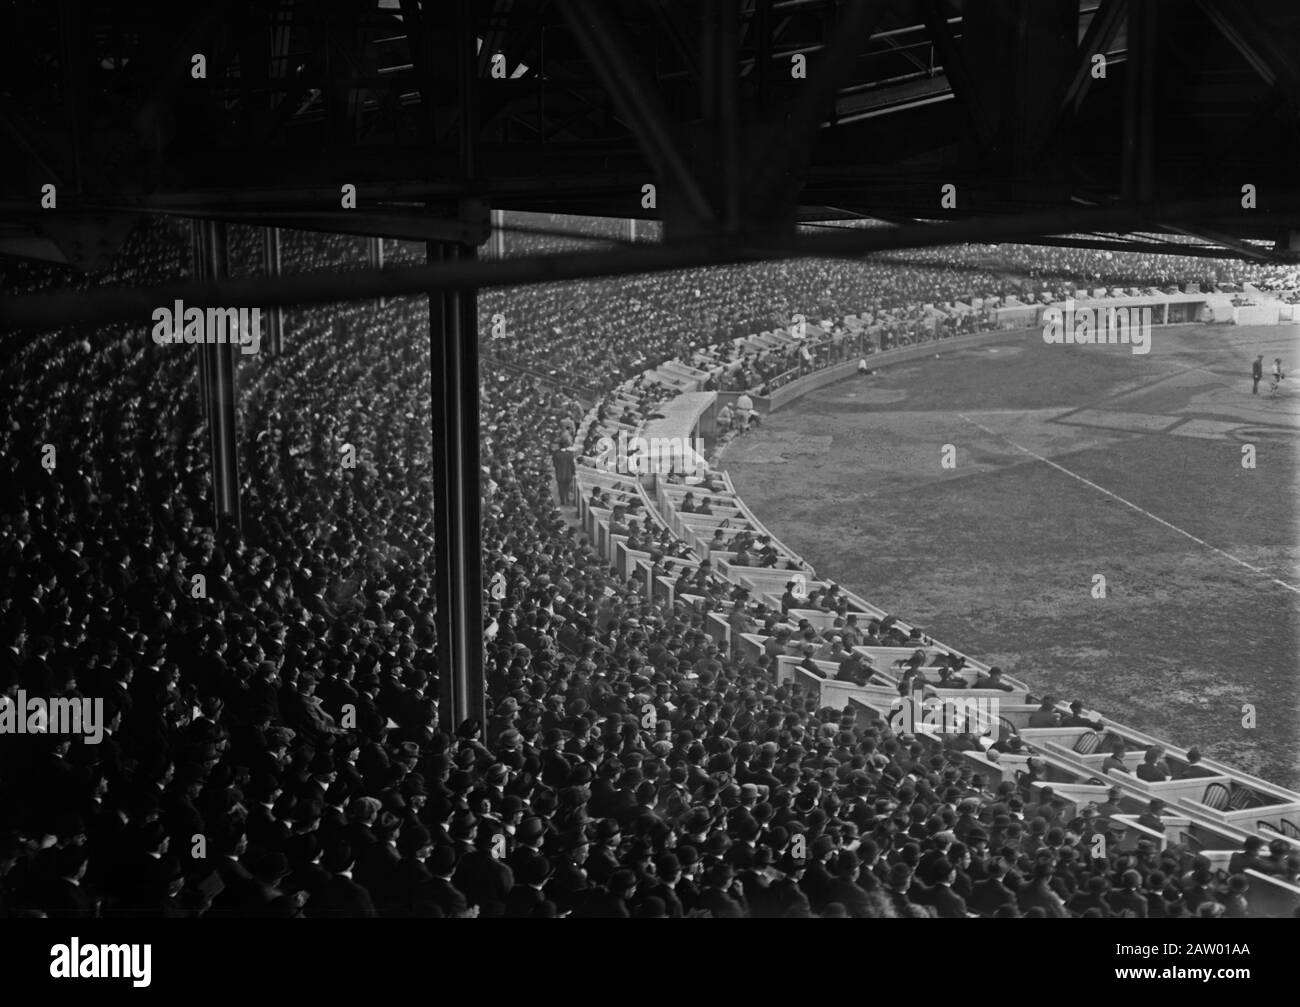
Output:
[1027,696,1060,729]
[453,825,515,918]
[507,816,548,874]
[1227,836,1271,876]
[967,857,1018,918]
[307,843,377,918]
[926,858,971,918]
[638,853,683,918]
[1061,700,1104,731]
[1136,798,1167,834]
[1095,787,1124,823]
[797,835,838,912]
[579,868,638,919]
[584,818,622,886]
[1222,874,1251,918]
[426,846,473,918]
[696,862,747,918]
[1109,869,1148,917]
[1073,802,1101,838]
[504,857,554,917]
[389,825,441,917]
[825,850,875,918]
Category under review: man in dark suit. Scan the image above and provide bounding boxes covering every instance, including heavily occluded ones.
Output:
[507,816,548,876]
[427,846,472,918]
[1176,747,1214,780]
[695,863,747,918]
[36,846,97,919]
[968,858,1018,918]
[642,853,686,919]
[1061,700,1104,731]
[388,826,442,918]
[825,850,875,918]
[1068,876,1114,916]
[579,868,636,918]
[538,729,576,788]
[282,834,331,905]
[1109,870,1148,918]
[927,858,971,918]
[797,837,836,913]
[453,826,514,917]
[1228,837,1272,876]
[308,844,377,918]
[504,857,551,917]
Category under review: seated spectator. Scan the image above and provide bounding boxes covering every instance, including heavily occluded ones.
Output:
[1027,697,1060,728]
[1135,799,1167,833]
[1177,746,1214,779]
[1101,742,1130,776]
[1135,746,1171,783]
[1060,700,1103,730]
[1227,836,1271,876]
[971,667,1013,692]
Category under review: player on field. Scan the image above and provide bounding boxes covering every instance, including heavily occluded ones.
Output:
[1269,357,1284,396]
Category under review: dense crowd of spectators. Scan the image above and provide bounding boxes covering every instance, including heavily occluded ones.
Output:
[483,226,1296,395]
[0,218,1295,918]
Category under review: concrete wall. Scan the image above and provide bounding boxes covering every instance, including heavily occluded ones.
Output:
[1233,303,1280,326]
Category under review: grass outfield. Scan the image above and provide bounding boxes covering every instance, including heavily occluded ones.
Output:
[723,323,1300,789]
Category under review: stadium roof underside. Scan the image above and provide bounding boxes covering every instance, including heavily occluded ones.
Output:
[3,0,1300,325]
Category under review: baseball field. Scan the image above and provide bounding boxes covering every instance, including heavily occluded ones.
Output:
[724,322,1300,788]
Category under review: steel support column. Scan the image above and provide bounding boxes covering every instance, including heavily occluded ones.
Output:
[1122,0,1157,204]
[190,222,210,415]
[431,0,489,734]
[262,225,283,355]
[193,219,242,531]
[368,236,385,307]
[491,208,506,258]
[428,239,485,733]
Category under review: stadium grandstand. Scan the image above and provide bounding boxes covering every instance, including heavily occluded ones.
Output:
[1,0,1298,937]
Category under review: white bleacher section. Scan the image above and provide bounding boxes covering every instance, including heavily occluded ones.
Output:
[571,312,1300,868]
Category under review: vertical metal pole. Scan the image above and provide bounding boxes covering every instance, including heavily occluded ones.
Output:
[191,222,210,416]
[369,236,385,306]
[263,226,283,355]
[1123,0,1156,204]
[458,0,478,180]
[429,239,485,733]
[491,208,506,258]
[196,220,242,531]
[430,0,487,733]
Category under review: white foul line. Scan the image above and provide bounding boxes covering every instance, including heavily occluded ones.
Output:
[957,413,1300,597]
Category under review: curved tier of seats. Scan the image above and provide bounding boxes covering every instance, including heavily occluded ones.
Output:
[573,310,1300,870]
[4,219,1298,918]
